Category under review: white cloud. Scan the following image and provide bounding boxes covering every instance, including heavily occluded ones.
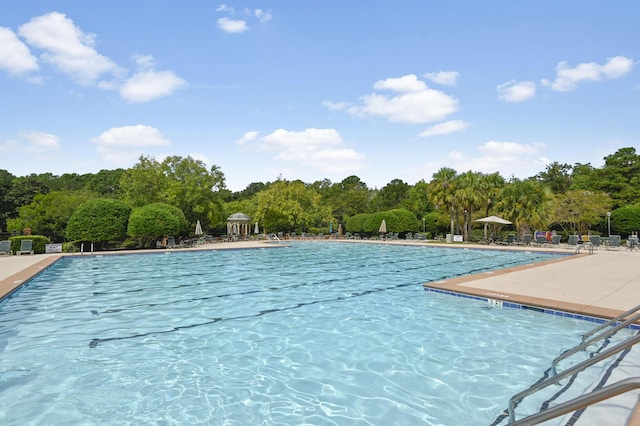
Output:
[419,120,470,138]
[217,17,248,33]
[418,141,547,181]
[235,130,259,145]
[0,27,39,76]
[373,74,427,92]
[91,125,171,165]
[18,12,119,85]
[120,69,186,103]
[423,71,459,86]
[497,80,536,102]
[240,128,366,173]
[542,56,633,92]
[255,9,272,23]
[0,131,60,154]
[344,74,458,124]
[321,100,350,110]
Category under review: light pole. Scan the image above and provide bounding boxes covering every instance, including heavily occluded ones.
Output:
[607,212,611,237]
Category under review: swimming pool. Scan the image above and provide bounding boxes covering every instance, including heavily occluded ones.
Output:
[0,243,623,424]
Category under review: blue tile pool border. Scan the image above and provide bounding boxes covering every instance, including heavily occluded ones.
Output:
[424,286,640,330]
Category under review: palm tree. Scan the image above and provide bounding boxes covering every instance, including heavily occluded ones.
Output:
[495,178,552,236]
[455,171,485,241]
[429,167,458,236]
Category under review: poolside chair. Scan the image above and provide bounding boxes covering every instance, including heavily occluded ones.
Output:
[515,234,532,246]
[550,234,561,247]
[17,239,34,255]
[566,235,579,248]
[589,235,601,250]
[607,235,621,251]
[626,236,639,251]
[166,237,176,249]
[0,240,11,256]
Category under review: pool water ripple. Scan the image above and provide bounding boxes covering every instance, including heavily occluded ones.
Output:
[0,242,626,425]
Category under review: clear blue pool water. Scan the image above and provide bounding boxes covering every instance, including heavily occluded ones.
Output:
[0,243,608,424]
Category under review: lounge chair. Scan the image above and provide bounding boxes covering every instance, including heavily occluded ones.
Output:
[566,235,579,248]
[607,235,621,251]
[515,234,532,246]
[0,240,11,256]
[17,239,34,255]
[626,236,639,251]
[550,234,561,247]
[589,235,601,250]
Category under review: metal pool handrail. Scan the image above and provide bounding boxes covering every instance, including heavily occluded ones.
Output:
[507,333,640,423]
[581,304,640,342]
[550,312,640,376]
[508,377,640,425]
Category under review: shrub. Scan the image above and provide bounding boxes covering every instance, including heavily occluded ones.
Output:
[128,203,188,248]
[9,235,50,254]
[66,199,131,245]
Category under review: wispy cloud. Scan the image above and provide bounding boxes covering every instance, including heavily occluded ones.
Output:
[18,12,120,85]
[237,128,366,173]
[0,131,61,154]
[419,120,469,138]
[542,56,633,92]
[216,5,272,34]
[328,74,458,124]
[423,71,459,86]
[497,80,536,102]
[91,125,171,165]
[0,27,39,76]
[119,55,186,103]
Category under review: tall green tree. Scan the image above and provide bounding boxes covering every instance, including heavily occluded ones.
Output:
[7,190,96,241]
[429,167,458,235]
[550,190,613,235]
[595,147,640,207]
[0,169,16,231]
[374,179,411,211]
[535,162,572,194]
[495,178,552,236]
[254,179,330,233]
[455,171,485,241]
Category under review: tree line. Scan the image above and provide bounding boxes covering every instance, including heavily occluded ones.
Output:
[1,147,640,250]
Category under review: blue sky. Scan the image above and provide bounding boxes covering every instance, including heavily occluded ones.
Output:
[1,2,638,191]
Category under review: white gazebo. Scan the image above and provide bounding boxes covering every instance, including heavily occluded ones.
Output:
[227,212,251,240]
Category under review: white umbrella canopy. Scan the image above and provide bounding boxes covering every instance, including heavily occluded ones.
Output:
[254,222,259,234]
[379,219,387,234]
[195,220,203,236]
[474,215,512,225]
[474,215,512,240]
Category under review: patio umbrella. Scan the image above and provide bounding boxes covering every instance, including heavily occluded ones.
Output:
[195,220,203,236]
[379,219,387,234]
[474,215,512,240]
[254,222,259,234]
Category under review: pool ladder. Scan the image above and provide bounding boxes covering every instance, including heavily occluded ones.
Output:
[506,304,640,424]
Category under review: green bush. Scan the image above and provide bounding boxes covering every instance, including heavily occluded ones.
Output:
[9,235,50,254]
[67,198,131,244]
[128,203,188,248]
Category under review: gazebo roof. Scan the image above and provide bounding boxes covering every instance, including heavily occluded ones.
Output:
[227,212,251,221]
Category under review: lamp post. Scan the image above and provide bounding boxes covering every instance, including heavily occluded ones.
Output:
[607,212,611,237]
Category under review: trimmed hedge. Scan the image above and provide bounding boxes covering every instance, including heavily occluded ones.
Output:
[8,235,51,255]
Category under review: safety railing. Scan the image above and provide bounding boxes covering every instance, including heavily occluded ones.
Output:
[581,304,640,342]
[507,333,640,423]
[550,311,640,375]
[509,377,640,425]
